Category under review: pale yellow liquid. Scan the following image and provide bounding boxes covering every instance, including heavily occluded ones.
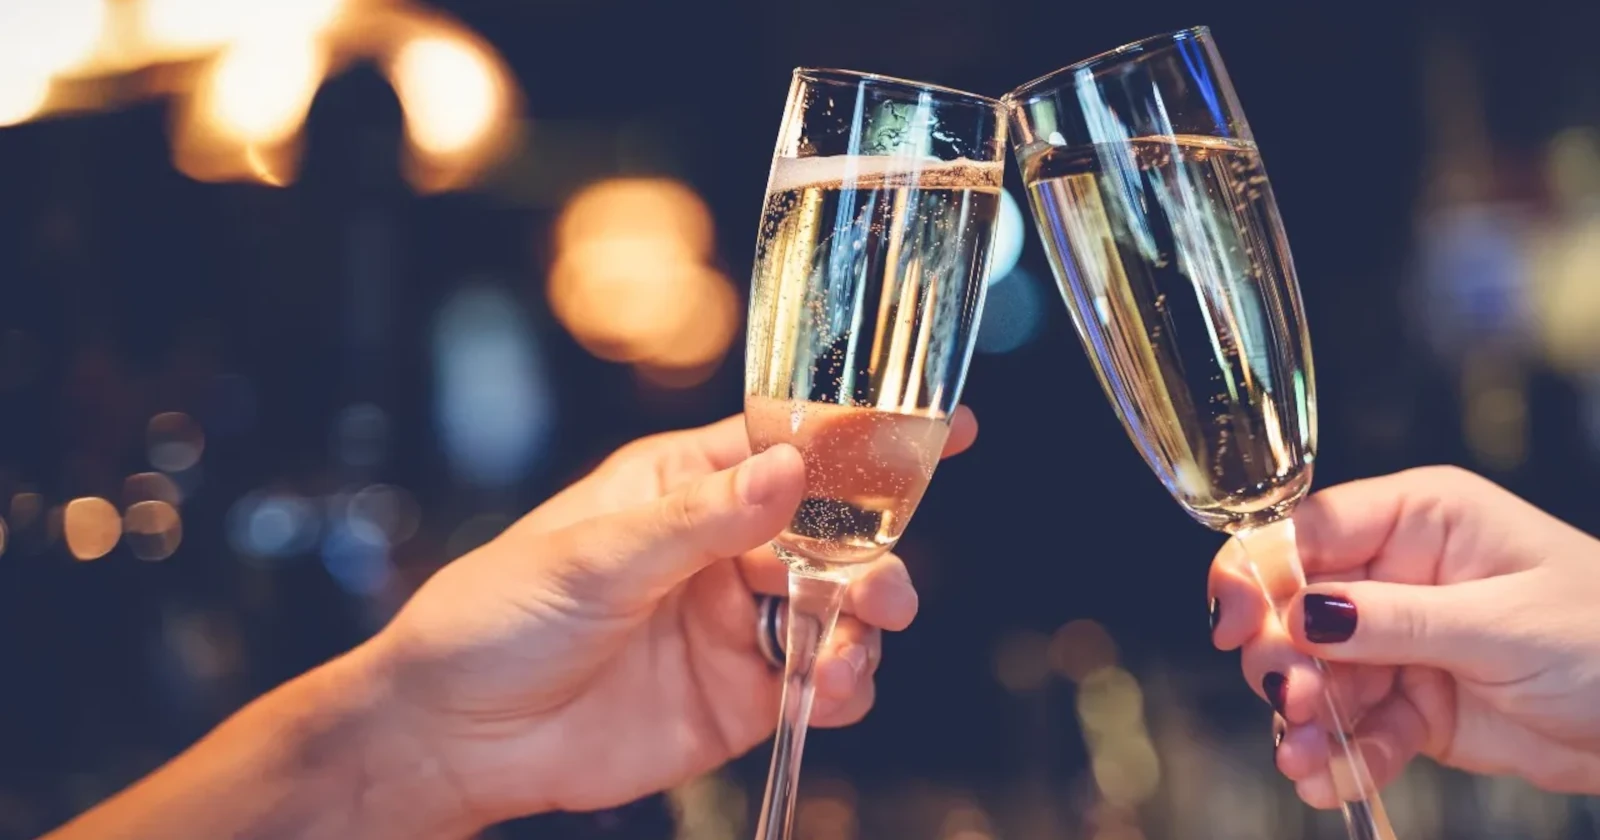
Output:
[1020,135,1316,531]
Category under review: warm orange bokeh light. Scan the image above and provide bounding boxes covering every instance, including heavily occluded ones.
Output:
[124,471,183,506]
[0,0,108,79]
[139,0,344,53]
[124,500,183,561]
[0,76,51,129]
[555,177,714,259]
[204,36,326,145]
[392,35,500,156]
[64,497,121,561]
[548,238,712,363]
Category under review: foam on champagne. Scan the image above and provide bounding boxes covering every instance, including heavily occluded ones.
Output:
[767,154,1004,194]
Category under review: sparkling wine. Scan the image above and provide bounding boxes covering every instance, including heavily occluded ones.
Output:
[1020,135,1316,531]
[745,155,999,569]
[745,395,950,566]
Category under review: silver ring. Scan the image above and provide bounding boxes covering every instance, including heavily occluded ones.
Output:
[756,595,786,668]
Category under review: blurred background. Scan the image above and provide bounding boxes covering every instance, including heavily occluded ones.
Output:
[1,0,1599,837]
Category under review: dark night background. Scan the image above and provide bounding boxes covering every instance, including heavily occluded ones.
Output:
[2,0,1599,837]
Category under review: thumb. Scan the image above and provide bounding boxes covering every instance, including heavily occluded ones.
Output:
[545,444,807,608]
[1286,578,1522,681]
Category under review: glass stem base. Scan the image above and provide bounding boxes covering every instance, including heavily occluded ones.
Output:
[1233,518,1397,840]
[753,565,848,840]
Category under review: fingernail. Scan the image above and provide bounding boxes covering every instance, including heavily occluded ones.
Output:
[841,645,868,678]
[1304,593,1358,644]
[737,447,789,505]
[1208,597,1221,633]
[1272,715,1286,751]
[1262,672,1287,716]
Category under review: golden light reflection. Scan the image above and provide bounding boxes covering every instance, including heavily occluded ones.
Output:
[0,76,51,129]
[124,500,183,561]
[147,412,205,472]
[123,471,182,506]
[64,497,121,561]
[0,0,109,79]
[667,771,746,840]
[2,0,519,193]
[1049,619,1118,683]
[392,36,499,156]
[205,36,326,145]
[550,178,739,383]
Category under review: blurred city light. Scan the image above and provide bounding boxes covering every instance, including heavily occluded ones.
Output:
[123,472,183,507]
[434,284,552,488]
[1049,619,1118,682]
[146,412,205,473]
[391,35,501,156]
[123,500,183,561]
[320,516,391,597]
[975,268,1046,355]
[0,0,108,80]
[345,484,420,545]
[668,772,746,840]
[550,177,739,383]
[989,189,1024,283]
[63,497,120,561]
[203,35,326,146]
[0,76,51,129]
[226,490,319,563]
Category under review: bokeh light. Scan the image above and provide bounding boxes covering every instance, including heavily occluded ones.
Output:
[0,0,107,80]
[63,497,120,561]
[1049,618,1118,682]
[0,76,51,129]
[0,516,8,558]
[434,284,553,488]
[123,500,183,561]
[146,412,205,473]
[321,517,391,597]
[345,484,420,545]
[975,268,1046,355]
[227,490,319,563]
[555,178,714,259]
[988,189,1025,283]
[391,35,502,156]
[123,472,182,507]
[203,35,325,146]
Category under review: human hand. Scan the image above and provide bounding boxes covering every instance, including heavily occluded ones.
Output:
[1208,466,1600,806]
[362,409,977,828]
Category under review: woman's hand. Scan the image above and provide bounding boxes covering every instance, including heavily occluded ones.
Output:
[1209,466,1600,807]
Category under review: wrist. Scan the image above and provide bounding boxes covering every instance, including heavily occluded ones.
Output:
[301,643,485,839]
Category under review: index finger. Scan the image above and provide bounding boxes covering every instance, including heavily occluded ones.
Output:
[1293,465,1532,581]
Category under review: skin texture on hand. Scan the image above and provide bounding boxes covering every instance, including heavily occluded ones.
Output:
[1209,465,1600,807]
[42,409,976,840]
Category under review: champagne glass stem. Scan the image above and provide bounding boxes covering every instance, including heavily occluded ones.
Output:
[753,569,848,840]
[1233,518,1396,840]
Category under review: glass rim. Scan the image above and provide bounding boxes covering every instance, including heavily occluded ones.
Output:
[793,67,1004,108]
[1001,26,1212,106]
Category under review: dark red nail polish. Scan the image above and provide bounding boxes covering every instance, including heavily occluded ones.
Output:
[1208,597,1221,633]
[1304,593,1358,643]
[1262,672,1287,716]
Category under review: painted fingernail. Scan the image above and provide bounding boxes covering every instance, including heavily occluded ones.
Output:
[1304,593,1358,644]
[841,645,869,679]
[1208,597,1221,633]
[1262,672,1287,716]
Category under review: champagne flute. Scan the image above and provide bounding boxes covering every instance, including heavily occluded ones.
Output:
[744,68,1005,840]
[1003,28,1396,840]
